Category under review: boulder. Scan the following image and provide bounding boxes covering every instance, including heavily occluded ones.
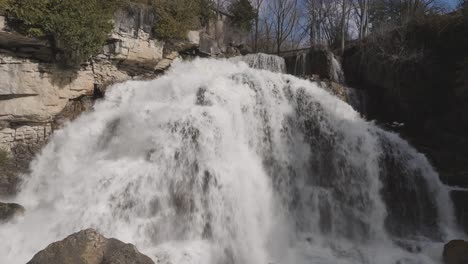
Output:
[443,240,468,264]
[0,202,25,221]
[27,229,155,264]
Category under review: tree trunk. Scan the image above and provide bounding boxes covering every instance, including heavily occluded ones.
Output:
[340,0,346,54]
[363,0,368,38]
[254,15,259,52]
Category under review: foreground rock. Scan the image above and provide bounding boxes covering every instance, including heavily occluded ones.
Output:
[443,240,468,264]
[27,229,154,264]
[0,202,24,221]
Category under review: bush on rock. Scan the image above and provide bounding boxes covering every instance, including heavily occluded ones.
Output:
[6,0,122,64]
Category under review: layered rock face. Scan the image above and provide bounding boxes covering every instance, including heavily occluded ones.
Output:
[0,54,97,194]
[27,229,154,264]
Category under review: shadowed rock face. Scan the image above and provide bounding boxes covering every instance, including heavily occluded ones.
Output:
[342,12,468,232]
[27,229,154,264]
[443,240,468,264]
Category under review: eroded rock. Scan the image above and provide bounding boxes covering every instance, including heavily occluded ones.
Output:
[27,229,155,264]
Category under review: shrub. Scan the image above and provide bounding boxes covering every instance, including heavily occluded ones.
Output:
[0,148,10,169]
[152,0,214,40]
[0,0,8,13]
[227,0,256,32]
[7,0,122,64]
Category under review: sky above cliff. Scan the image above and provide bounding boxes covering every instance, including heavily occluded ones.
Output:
[443,0,460,10]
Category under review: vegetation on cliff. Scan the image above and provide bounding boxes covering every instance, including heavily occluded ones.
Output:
[0,149,10,169]
[1,0,217,59]
[0,0,7,12]
[152,0,214,40]
[4,0,121,64]
[228,0,256,32]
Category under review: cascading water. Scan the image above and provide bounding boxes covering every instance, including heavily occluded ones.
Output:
[0,56,461,264]
[346,87,368,115]
[331,55,345,84]
[294,52,308,77]
[285,49,344,84]
[230,53,286,73]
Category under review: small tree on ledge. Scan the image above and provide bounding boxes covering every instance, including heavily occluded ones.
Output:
[228,0,256,32]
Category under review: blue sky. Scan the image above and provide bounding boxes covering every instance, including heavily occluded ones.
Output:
[442,0,460,10]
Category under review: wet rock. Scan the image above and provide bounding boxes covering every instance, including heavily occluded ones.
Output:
[443,240,468,264]
[27,229,154,264]
[0,202,25,221]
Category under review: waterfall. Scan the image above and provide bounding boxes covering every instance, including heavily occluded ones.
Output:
[293,52,308,77]
[285,49,344,84]
[346,87,368,115]
[230,53,286,73]
[0,56,460,264]
[331,55,345,84]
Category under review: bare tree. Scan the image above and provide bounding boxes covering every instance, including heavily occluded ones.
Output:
[353,0,369,40]
[340,0,351,54]
[251,0,265,52]
[268,0,299,54]
[370,0,445,29]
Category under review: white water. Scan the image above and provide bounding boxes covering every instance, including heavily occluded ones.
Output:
[231,53,286,73]
[331,55,345,84]
[288,50,344,84]
[0,57,460,264]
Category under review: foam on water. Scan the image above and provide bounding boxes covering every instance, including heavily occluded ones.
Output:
[0,57,461,264]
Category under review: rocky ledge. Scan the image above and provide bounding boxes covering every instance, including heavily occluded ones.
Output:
[27,229,154,264]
